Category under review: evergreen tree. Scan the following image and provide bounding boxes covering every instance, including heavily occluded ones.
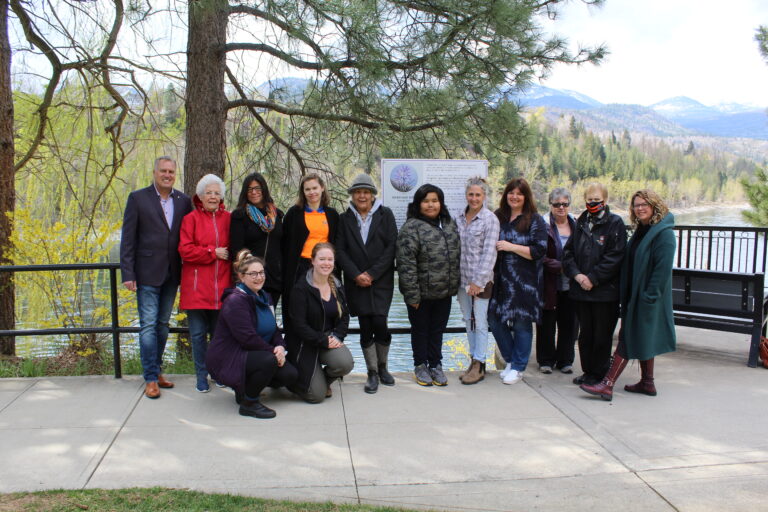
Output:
[741,24,768,226]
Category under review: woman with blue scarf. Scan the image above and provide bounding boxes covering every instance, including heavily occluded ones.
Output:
[229,172,285,306]
[206,250,298,419]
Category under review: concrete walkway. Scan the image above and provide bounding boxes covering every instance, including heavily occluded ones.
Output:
[1,326,767,512]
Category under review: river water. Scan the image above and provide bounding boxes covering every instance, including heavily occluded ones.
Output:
[15,205,758,374]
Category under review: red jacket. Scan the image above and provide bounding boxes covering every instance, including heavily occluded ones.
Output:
[179,196,232,310]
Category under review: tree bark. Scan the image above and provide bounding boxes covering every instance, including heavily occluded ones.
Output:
[184,0,228,195]
[0,0,16,355]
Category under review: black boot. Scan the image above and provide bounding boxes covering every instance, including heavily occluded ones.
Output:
[239,397,276,419]
[376,343,395,386]
[365,371,379,394]
[362,344,380,393]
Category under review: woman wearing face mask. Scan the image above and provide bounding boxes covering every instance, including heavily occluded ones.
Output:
[562,182,627,387]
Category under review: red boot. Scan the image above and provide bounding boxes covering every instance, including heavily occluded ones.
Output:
[624,358,657,396]
[580,353,628,401]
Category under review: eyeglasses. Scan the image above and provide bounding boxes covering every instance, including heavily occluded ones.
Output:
[248,186,262,193]
[633,202,650,209]
[551,202,569,208]
[244,271,265,278]
[203,190,221,197]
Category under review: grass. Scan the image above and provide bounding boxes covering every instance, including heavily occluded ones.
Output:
[0,348,196,378]
[0,488,418,512]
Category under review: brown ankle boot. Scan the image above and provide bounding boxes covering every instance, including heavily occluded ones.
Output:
[460,357,473,378]
[624,358,657,396]
[460,359,484,385]
[581,353,628,401]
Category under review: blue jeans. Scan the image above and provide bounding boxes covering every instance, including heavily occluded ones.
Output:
[136,279,178,382]
[488,309,533,372]
[457,288,490,362]
[187,309,219,378]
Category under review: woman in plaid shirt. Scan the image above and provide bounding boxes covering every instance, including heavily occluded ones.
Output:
[455,177,500,384]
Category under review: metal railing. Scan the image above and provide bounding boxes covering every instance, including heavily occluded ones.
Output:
[673,225,768,274]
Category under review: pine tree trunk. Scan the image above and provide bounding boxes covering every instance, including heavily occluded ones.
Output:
[0,0,16,356]
[184,0,228,195]
[179,0,228,357]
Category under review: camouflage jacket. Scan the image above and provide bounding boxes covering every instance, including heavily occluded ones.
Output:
[396,217,461,304]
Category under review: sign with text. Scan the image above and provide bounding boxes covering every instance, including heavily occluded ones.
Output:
[381,159,489,227]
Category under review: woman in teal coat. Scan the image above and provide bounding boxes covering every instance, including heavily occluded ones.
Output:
[581,189,676,401]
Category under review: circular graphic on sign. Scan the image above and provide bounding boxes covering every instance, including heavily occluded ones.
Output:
[389,164,419,192]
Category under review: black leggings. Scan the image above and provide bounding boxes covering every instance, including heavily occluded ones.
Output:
[244,350,298,399]
[358,315,391,348]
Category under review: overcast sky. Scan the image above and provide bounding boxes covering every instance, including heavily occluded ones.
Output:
[540,0,768,107]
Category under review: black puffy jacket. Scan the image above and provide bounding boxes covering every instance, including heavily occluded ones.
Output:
[562,207,627,302]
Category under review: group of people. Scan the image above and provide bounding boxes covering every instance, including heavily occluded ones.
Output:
[120,156,677,420]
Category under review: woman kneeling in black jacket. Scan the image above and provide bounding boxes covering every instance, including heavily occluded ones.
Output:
[288,242,354,403]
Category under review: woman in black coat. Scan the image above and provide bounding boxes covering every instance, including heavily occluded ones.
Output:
[281,173,339,324]
[287,243,354,403]
[335,173,398,394]
[562,182,627,386]
[229,172,285,305]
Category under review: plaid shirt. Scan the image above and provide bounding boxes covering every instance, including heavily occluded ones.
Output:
[456,207,500,289]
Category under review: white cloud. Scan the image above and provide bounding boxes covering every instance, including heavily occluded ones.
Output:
[540,0,768,107]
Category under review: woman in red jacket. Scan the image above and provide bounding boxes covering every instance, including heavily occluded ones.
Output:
[179,174,232,393]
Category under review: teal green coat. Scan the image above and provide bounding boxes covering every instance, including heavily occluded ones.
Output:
[620,213,677,360]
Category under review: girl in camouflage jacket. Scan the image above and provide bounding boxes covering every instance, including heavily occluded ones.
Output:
[396,184,460,387]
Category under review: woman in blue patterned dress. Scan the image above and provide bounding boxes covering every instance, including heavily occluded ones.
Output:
[488,177,548,385]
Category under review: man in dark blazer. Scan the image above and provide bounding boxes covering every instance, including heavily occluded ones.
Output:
[120,156,193,399]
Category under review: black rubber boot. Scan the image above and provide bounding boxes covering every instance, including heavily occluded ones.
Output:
[376,343,396,386]
[364,371,379,394]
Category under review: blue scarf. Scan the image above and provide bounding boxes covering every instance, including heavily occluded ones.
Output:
[246,203,276,233]
[237,283,277,342]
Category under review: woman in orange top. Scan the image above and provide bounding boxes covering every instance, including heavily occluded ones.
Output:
[282,173,340,326]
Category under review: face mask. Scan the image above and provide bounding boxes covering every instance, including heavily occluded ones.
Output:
[585,201,605,215]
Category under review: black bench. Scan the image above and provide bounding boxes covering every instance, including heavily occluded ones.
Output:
[672,268,768,367]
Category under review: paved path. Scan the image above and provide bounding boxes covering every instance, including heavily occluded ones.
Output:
[1,326,767,511]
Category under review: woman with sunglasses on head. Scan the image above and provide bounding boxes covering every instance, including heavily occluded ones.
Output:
[229,172,285,306]
[581,190,676,401]
[535,187,579,375]
[205,250,298,419]
[562,182,627,387]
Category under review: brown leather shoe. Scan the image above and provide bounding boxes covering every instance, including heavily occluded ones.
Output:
[145,381,160,399]
[157,375,174,388]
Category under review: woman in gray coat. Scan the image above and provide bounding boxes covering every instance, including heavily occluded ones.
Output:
[336,173,398,394]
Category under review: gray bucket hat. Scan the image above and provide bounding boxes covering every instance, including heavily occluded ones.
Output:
[347,173,378,195]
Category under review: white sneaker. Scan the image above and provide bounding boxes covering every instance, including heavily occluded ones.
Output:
[499,363,512,380]
[503,369,522,385]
